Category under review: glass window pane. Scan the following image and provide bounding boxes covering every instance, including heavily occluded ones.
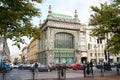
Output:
[54,32,74,48]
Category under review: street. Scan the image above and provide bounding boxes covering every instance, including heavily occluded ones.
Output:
[0,67,118,80]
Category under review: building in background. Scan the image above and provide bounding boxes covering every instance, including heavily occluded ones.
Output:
[21,46,28,63]
[28,39,39,63]
[0,37,10,61]
[86,27,105,64]
[86,27,118,64]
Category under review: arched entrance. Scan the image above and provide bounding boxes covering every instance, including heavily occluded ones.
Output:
[81,52,87,63]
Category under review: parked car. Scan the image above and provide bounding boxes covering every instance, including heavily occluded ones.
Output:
[96,63,103,69]
[96,62,112,71]
[38,64,52,72]
[66,64,74,69]
[73,64,86,70]
[52,63,66,70]
[18,64,31,70]
[30,63,52,72]
[12,64,19,69]
[113,62,120,68]
[110,63,116,68]
[52,63,59,70]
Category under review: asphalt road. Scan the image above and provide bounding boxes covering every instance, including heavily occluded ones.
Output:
[0,67,118,80]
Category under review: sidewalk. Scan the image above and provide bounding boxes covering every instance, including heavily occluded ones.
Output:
[27,75,120,80]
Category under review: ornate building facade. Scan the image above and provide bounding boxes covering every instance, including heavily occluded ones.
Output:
[37,5,87,64]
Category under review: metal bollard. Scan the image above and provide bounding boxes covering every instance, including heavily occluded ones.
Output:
[2,72,5,80]
[90,62,94,77]
[116,64,119,75]
[58,65,61,80]
[100,64,103,77]
[83,66,86,77]
[86,63,90,75]
[32,67,35,80]
[64,68,66,80]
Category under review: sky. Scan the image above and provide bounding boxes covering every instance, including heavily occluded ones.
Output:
[8,0,108,57]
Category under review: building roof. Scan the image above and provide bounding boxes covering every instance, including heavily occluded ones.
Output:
[51,13,73,20]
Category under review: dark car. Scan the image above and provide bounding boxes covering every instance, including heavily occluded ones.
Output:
[114,62,120,68]
[38,64,52,72]
[96,63,104,69]
[110,63,116,68]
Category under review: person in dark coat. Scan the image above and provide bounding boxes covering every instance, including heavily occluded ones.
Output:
[34,62,38,72]
[86,62,90,75]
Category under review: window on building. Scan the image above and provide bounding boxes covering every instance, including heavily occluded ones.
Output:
[98,53,100,56]
[54,32,74,48]
[88,43,90,50]
[90,53,92,57]
[89,37,92,42]
[95,53,97,57]
[97,39,102,44]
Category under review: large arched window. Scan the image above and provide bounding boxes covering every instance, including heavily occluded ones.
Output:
[54,32,74,48]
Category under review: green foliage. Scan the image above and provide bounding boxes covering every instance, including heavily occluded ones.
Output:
[89,0,120,54]
[0,0,43,48]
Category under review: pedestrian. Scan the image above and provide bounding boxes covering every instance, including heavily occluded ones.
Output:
[48,63,53,72]
[86,62,90,75]
[61,68,64,77]
[34,62,38,73]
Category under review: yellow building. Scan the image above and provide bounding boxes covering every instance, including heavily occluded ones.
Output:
[28,39,39,63]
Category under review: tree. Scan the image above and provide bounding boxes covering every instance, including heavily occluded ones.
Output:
[13,57,19,65]
[0,0,44,48]
[89,0,120,54]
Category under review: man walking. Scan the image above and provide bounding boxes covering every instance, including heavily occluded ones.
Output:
[34,62,38,72]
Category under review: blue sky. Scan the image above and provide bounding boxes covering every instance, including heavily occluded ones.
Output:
[9,0,108,56]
